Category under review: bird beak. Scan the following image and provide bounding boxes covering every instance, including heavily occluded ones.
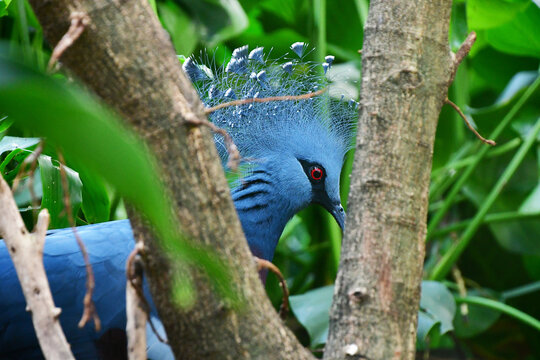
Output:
[312,190,346,231]
[328,203,346,231]
[316,196,346,230]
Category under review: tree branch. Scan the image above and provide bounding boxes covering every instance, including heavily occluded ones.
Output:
[126,243,147,360]
[324,1,454,359]
[28,1,314,359]
[0,175,75,360]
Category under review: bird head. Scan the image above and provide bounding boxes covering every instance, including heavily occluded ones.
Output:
[184,42,356,241]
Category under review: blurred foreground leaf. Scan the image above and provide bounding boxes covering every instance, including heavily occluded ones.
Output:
[0,54,235,304]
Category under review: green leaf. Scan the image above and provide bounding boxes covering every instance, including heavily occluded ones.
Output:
[519,182,540,213]
[291,281,458,348]
[486,4,540,58]
[0,116,13,133]
[523,255,540,279]
[158,0,198,55]
[454,300,501,338]
[420,281,456,335]
[0,135,40,155]
[289,285,333,346]
[12,169,42,207]
[0,52,237,304]
[176,0,248,46]
[467,0,530,30]
[78,165,111,224]
[0,0,12,17]
[38,155,82,229]
[417,310,439,342]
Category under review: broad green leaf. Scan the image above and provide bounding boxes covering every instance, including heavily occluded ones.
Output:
[467,0,530,30]
[13,169,42,207]
[291,281,458,348]
[453,289,503,338]
[0,55,235,304]
[420,281,456,334]
[38,155,82,229]
[454,300,501,338]
[0,0,12,17]
[523,255,540,279]
[0,115,13,133]
[176,0,248,46]
[417,310,443,350]
[417,310,439,342]
[158,0,198,55]
[289,285,334,346]
[486,4,540,58]
[78,166,111,224]
[0,135,40,155]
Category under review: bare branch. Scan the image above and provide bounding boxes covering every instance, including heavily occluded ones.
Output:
[48,12,90,71]
[204,88,327,115]
[57,151,101,330]
[445,98,496,146]
[126,244,167,345]
[126,243,147,360]
[256,257,290,319]
[452,267,469,323]
[449,32,476,85]
[0,176,75,359]
[183,116,241,170]
[193,88,328,170]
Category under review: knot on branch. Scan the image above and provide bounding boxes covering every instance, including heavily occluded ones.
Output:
[387,65,423,90]
[348,287,369,304]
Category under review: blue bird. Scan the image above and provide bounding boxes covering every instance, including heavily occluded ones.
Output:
[0,43,356,359]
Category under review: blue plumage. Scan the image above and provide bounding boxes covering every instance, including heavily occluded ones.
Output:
[1,43,356,358]
[0,220,172,359]
[185,43,356,260]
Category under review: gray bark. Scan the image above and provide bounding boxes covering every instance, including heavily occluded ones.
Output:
[0,178,74,360]
[28,1,314,359]
[324,1,454,359]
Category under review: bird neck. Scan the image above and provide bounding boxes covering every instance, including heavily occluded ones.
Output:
[231,167,296,261]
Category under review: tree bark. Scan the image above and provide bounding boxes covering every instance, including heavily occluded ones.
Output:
[324,1,454,359]
[28,1,314,359]
[0,177,75,360]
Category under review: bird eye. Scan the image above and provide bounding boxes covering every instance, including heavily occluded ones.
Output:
[310,166,324,181]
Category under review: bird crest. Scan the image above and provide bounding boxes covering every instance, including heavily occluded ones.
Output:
[182,42,357,174]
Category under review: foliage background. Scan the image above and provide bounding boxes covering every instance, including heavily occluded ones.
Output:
[1,0,540,358]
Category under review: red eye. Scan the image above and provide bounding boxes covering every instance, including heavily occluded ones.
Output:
[310,166,323,181]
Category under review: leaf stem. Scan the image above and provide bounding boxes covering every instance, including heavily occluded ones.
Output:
[431,137,522,179]
[427,74,540,236]
[502,281,540,301]
[430,116,540,280]
[429,211,540,239]
[455,296,540,332]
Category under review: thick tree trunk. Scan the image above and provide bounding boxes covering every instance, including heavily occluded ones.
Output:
[324,1,454,360]
[28,1,314,359]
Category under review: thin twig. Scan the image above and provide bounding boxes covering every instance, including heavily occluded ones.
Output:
[48,12,90,72]
[126,242,147,360]
[197,88,327,170]
[126,245,168,344]
[184,116,241,170]
[449,32,476,85]
[445,98,496,146]
[204,88,327,115]
[57,151,101,331]
[255,257,290,319]
[452,266,469,323]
